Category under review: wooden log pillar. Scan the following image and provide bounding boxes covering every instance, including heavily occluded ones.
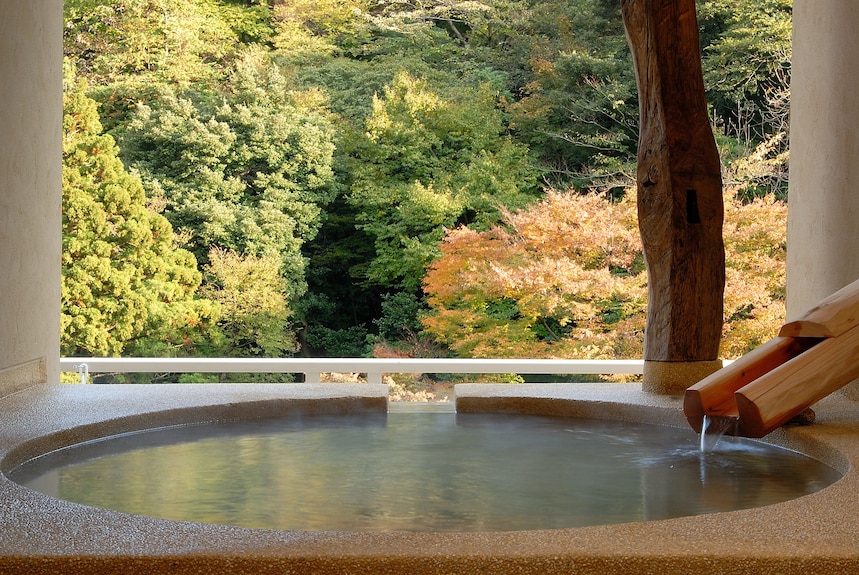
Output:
[622,0,725,394]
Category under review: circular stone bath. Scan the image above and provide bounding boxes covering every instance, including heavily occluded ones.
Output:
[8,410,839,532]
[3,383,859,575]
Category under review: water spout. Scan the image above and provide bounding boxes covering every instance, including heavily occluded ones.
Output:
[699,415,737,453]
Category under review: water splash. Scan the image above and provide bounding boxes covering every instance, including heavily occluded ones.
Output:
[699,415,733,453]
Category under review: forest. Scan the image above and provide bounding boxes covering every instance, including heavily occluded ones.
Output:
[61,0,792,385]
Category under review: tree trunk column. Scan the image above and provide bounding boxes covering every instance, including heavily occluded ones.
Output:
[622,0,725,394]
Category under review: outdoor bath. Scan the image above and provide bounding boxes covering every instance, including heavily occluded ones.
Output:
[8,403,839,533]
[9,0,859,572]
[2,379,859,574]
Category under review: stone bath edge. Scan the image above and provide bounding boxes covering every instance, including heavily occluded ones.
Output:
[0,382,857,574]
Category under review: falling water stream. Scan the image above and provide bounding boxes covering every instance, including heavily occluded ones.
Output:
[8,412,840,532]
[699,415,734,453]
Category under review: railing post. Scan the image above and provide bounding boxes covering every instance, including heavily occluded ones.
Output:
[75,363,89,384]
[366,371,383,385]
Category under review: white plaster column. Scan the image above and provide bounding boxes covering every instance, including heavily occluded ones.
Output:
[787,1,859,320]
[0,1,63,392]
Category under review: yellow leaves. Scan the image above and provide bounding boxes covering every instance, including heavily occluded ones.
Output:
[721,188,787,357]
[728,132,789,196]
[273,0,367,41]
[203,248,288,305]
[400,181,463,227]
[272,21,339,57]
[529,57,556,77]
[366,72,443,141]
[289,86,330,115]
[200,247,296,356]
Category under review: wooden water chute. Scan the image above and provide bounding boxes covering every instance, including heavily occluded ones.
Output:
[684,277,859,438]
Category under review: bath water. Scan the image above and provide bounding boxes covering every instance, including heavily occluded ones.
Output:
[9,412,840,532]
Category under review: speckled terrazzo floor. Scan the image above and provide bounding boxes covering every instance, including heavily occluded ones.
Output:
[1,381,858,574]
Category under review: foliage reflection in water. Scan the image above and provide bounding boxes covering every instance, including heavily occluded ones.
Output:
[10,413,840,532]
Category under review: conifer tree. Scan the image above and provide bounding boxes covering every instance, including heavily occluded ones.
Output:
[61,62,217,356]
[120,53,337,304]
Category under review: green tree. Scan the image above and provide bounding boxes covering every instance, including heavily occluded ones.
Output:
[346,71,540,292]
[501,0,637,186]
[60,0,798,360]
[64,0,264,87]
[699,0,792,199]
[61,62,217,357]
[699,0,791,141]
[200,248,297,359]
[272,0,369,54]
[120,52,338,302]
[64,0,275,132]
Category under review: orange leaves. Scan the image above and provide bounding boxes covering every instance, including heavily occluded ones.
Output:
[504,190,641,272]
[423,187,787,361]
[423,190,646,359]
[425,226,507,305]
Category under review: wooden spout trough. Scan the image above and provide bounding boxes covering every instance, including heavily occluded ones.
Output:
[684,277,859,437]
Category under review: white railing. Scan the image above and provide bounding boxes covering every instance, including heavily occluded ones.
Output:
[60,357,644,385]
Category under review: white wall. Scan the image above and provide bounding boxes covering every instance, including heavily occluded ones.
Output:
[0,1,63,392]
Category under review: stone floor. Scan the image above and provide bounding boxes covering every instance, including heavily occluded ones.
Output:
[1,381,858,574]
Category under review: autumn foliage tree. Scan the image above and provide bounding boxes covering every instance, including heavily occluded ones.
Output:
[422,188,786,363]
[422,191,646,359]
[720,192,787,356]
[60,0,796,361]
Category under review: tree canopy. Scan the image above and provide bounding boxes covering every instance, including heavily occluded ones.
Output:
[346,71,540,291]
[61,0,793,367]
[423,187,785,363]
[61,61,217,357]
[120,52,337,302]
